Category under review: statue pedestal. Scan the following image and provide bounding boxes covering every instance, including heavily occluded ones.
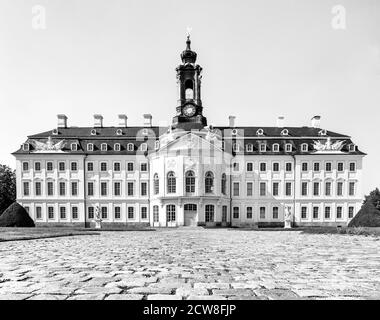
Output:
[94,219,102,229]
[284,220,292,229]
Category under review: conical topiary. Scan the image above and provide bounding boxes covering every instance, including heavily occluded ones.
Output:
[0,202,35,227]
[348,201,380,228]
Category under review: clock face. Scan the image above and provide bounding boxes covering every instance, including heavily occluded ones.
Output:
[183,104,196,117]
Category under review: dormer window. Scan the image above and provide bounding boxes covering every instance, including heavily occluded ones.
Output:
[285,143,292,152]
[71,143,77,151]
[155,140,160,150]
[22,143,30,151]
[256,129,264,136]
[349,144,356,152]
[114,143,121,151]
[101,143,107,151]
[231,129,238,136]
[301,143,308,152]
[259,143,266,152]
[116,129,123,136]
[127,143,134,151]
[319,129,327,136]
[87,143,94,151]
[91,129,97,136]
[272,144,280,152]
[52,129,58,135]
[141,143,147,151]
[281,129,289,136]
[232,143,240,152]
[246,143,253,152]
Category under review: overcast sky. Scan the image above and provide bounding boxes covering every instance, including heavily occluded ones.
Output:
[0,0,379,196]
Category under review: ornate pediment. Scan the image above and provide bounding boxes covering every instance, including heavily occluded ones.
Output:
[30,137,66,153]
[312,137,345,153]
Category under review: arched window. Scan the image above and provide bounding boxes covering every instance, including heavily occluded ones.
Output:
[205,171,214,194]
[205,205,215,222]
[167,171,176,193]
[127,143,134,151]
[185,79,194,99]
[114,143,121,151]
[153,173,159,195]
[185,170,195,193]
[221,173,227,195]
[166,204,176,222]
[272,144,279,152]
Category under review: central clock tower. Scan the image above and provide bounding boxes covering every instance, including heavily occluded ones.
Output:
[172,35,207,130]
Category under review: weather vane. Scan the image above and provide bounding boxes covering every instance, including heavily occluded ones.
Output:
[186,26,192,38]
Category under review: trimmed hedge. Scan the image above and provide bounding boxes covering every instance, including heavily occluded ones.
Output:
[0,202,35,227]
[348,201,380,228]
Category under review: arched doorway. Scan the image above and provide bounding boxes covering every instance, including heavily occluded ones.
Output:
[184,204,197,226]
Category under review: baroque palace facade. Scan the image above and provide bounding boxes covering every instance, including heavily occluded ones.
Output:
[13,37,365,228]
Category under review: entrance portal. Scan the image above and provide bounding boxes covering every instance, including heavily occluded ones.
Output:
[184,204,197,226]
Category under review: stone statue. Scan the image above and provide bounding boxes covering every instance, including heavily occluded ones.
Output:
[94,205,102,229]
[284,206,292,229]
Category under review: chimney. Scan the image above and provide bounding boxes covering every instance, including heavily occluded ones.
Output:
[143,114,152,127]
[118,114,128,127]
[276,116,285,128]
[311,115,321,128]
[57,114,67,128]
[93,114,103,128]
[229,115,236,128]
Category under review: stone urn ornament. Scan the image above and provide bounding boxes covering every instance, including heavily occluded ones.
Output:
[284,206,292,229]
[93,205,102,229]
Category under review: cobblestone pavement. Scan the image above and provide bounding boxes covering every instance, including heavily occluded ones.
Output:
[1,228,380,300]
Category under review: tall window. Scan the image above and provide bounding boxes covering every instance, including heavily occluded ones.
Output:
[285,163,292,172]
[246,207,253,219]
[101,207,108,219]
[313,182,319,196]
[325,182,332,196]
[221,173,227,195]
[47,181,54,196]
[272,182,279,196]
[87,162,94,172]
[167,172,176,193]
[88,207,94,219]
[325,207,331,219]
[301,182,308,196]
[233,207,239,219]
[114,162,121,172]
[154,174,159,195]
[337,206,343,219]
[337,162,344,172]
[100,162,107,172]
[127,182,134,196]
[59,182,66,196]
[35,182,42,196]
[222,206,227,222]
[101,182,107,196]
[205,205,215,222]
[36,207,42,219]
[233,182,239,196]
[259,207,266,219]
[246,162,253,172]
[114,182,121,196]
[153,205,159,222]
[141,207,148,220]
[87,143,93,151]
[71,182,78,196]
[285,182,292,196]
[59,162,65,171]
[72,207,78,219]
[325,162,332,172]
[87,182,94,196]
[349,182,355,196]
[23,182,30,196]
[46,162,53,171]
[48,207,54,219]
[114,206,121,219]
[34,162,41,171]
[23,162,29,171]
[313,162,320,172]
[128,207,134,219]
[272,162,279,172]
[246,182,253,196]
[185,171,195,193]
[302,162,308,172]
[313,207,319,219]
[349,162,356,172]
[337,182,343,196]
[259,182,266,196]
[166,205,176,222]
[205,171,214,193]
[71,162,78,171]
[60,207,66,219]
[140,163,148,172]
[348,206,354,218]
[272,207,279,219]
[127,162,134,171]
[141,182,148,196]
[301,207,307,219]
[260,162,266,172]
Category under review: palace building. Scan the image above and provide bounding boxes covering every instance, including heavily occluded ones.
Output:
[13,36,366,228]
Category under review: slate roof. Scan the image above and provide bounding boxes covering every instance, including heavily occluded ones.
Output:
[12,126,366,156]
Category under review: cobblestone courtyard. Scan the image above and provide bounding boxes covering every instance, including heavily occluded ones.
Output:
[1,228,380,300]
